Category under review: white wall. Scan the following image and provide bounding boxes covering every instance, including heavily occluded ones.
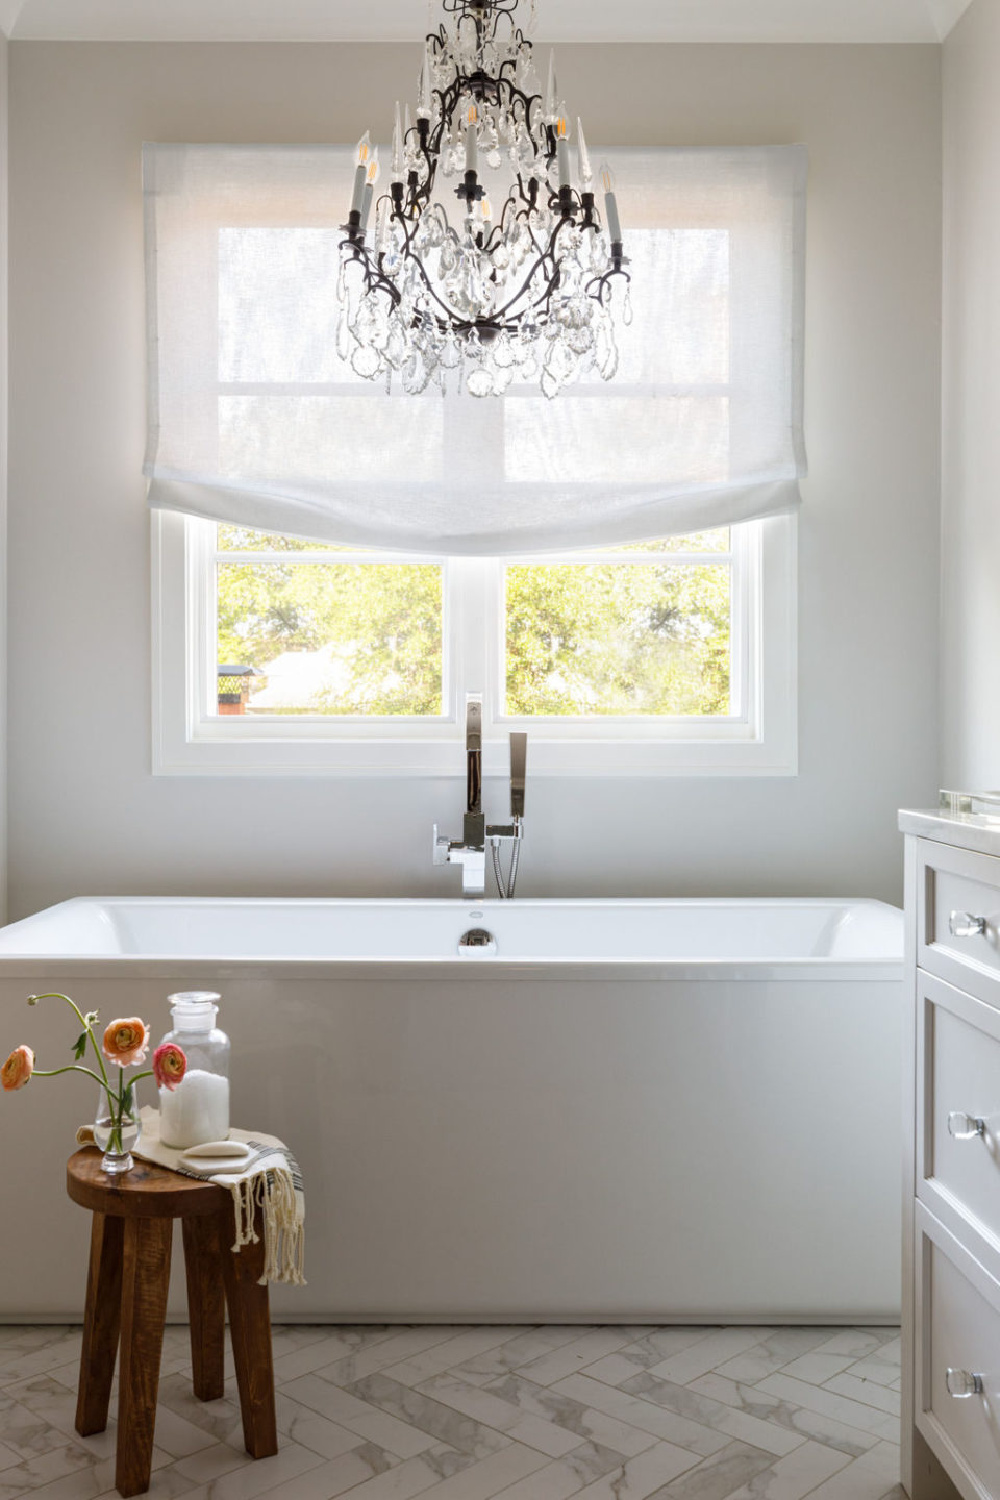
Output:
[941,0,1000,788]
[7,42,942,918]
[0,32,7,926]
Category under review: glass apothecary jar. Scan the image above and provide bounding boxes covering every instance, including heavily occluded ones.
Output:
[157,991,230,1148]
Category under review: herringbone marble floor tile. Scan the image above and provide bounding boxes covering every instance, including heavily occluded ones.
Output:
[0,1324,904,1500]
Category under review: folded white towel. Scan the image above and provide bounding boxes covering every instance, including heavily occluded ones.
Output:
[76,1107,306,1286]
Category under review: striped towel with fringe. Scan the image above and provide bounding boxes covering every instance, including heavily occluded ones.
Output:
[76,1105,306,1286]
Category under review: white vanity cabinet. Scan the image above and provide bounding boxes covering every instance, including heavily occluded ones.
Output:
[901,811,1000,1500]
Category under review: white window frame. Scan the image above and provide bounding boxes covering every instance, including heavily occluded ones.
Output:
[151,508,797,777]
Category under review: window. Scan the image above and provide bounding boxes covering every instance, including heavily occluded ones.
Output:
[152,510,796,775]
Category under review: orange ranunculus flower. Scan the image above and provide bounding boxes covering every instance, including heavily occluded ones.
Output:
[152,1043,186,1092]
[101,1018,149,1069]
[2,1045,34,1091]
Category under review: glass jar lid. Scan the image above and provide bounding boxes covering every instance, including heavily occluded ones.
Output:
[167,990,221,1032]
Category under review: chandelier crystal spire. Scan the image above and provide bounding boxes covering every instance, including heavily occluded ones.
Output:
[338,0,630,399]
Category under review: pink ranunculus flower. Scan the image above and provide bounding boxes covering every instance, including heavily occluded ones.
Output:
[102,1018,149,1069]
[2,1045,34,1092]
[152,1042,187,1092]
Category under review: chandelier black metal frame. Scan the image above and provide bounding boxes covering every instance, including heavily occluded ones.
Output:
[337,0,631,398]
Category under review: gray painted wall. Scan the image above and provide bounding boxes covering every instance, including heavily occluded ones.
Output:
[941,0,1000,790]
[7,42,942,918]
[0,33,7,925]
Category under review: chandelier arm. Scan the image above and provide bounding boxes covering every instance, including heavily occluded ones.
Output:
[341,241,403,308]
[393,189,563,333]
[394,219,498,330]
[473,210,570,324]
[587,265,632,305]
[485,238,563,323]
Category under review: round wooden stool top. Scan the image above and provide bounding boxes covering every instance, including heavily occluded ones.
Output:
[67,1147,229,1220]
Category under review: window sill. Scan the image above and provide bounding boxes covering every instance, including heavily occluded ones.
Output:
[152,730,796,778]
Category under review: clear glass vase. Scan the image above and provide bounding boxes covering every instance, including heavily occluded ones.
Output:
[94,1088,141,1175]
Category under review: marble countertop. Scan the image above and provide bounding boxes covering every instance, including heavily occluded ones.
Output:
[899,806,1000,856]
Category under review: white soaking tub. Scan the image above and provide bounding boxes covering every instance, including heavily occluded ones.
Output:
[0,896,903,1324]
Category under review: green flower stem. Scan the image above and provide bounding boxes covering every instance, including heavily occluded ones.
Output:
[28,992,113,1097]
[33,1063,112,1096]
[109,1066,124,1156]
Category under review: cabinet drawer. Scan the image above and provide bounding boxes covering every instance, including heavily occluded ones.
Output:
[916,1203,1000,1500]
[918,972,1000,1255]
[918,842,1000,1006]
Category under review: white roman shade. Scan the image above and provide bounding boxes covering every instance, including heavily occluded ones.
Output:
[144,143,806,554]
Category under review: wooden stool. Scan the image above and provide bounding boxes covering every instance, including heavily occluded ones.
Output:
[67,1147,278,1498]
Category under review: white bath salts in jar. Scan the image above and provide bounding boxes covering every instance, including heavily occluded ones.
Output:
[159,1069,230,1149]
[156,990,231,1148]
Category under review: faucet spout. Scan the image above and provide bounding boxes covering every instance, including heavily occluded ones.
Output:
[466,695,482,820]
[464,695,484,850]
[509,731,527,819]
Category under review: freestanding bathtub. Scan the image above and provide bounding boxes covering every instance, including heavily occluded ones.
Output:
[0,896,903,1323]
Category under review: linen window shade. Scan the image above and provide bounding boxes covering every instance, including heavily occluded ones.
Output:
[143,143,806,554]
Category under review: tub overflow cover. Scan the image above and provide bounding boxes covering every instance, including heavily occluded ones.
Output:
[459,928,497,955]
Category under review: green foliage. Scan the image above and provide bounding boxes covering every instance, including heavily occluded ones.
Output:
[505,563,730,717]
[217,562,443,716]
[217,525,349,554]
[215,528,732,721]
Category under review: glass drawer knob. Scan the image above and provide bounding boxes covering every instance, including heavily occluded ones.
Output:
[949,911,988,938]
[946,1368,984,1398]
[948,1111,987,1140]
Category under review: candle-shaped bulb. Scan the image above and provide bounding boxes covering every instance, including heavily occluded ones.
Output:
[465,101,479,175]
[360,149,379,232]
[577,116,592,185]
[349,130,372,218]
[482,193,493,227]
[599,159,622,245]
[545,49,557,122]
[556,116,571,191]
[392,101,403,178]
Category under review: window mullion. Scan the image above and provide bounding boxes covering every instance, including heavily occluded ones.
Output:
[189,517,217,727]
[445,556,492,727]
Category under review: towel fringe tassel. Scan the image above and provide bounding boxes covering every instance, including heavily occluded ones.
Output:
[230,1168,306,1286]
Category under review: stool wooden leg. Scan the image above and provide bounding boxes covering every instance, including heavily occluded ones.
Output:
[117,1217,172,1499]
[182,1216,226,1401]
[76,1212,124,1437]
[219,1205,277,1459]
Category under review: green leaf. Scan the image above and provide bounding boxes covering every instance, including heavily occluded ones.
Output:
[72,1031,88,1060]
[121,1082,134,1116]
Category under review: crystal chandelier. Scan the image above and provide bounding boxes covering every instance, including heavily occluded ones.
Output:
[338,0,631,399]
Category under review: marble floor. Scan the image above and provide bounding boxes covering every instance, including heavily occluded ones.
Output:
[0,1323,904,1500]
